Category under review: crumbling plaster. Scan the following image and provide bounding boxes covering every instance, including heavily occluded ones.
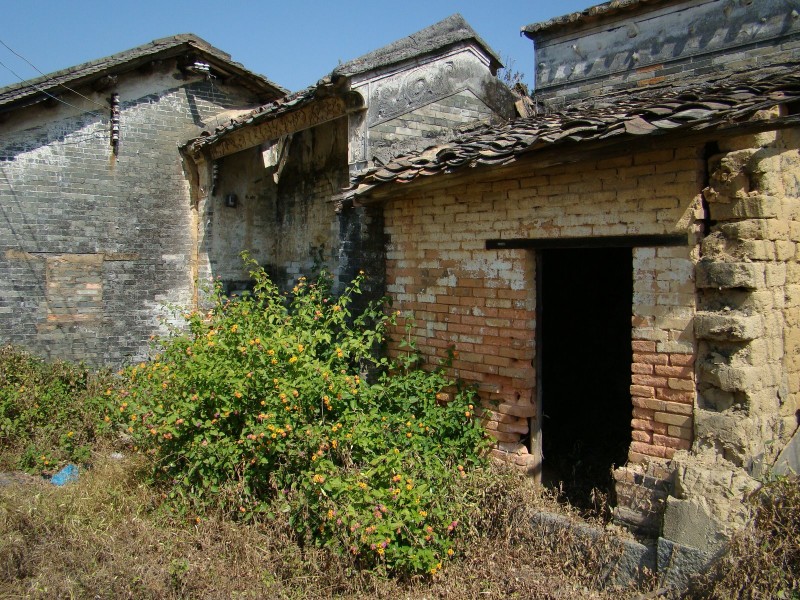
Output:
[187,44,516,298]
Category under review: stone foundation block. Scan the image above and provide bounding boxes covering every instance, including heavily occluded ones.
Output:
[662,497,728,554]
[530,511,657,587]
[656,537,716,590]
[772,425,800,476]
[696,261,765,289]
[694,311,763,341]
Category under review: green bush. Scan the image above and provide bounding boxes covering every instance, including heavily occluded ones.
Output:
[0,346,119,473]
[118,263,489,575]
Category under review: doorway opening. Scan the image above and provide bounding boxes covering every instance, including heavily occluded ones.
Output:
[536,247,633,510]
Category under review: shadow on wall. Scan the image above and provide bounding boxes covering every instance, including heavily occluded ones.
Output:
[206,120,351,294]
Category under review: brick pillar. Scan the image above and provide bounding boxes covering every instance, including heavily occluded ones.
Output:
[614,244,697,534]
[663,117,800,557]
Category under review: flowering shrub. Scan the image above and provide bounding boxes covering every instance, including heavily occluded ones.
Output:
[117,262,489,575]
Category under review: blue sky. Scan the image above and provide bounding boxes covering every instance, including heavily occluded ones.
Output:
[0,1,593,93]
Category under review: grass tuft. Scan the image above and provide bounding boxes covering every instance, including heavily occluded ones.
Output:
[684,473,800,599]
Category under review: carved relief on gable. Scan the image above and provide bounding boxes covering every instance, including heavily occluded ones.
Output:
[364,53,490,127]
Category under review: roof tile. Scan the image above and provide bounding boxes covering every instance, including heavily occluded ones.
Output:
[349,64,800,197]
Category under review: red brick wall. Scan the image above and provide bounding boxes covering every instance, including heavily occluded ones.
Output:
[382,146,705,468]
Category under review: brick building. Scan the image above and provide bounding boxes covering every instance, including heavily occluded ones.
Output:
[2,0,800,579]
[0,16,516,364]
[0,35,285,364]
[180,14,516,299]
[348,0,800,577]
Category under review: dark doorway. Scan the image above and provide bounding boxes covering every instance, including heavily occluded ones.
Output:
[537,247,633,510]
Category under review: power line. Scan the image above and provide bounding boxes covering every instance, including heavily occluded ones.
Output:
[0,38,109,111]
[0,55,105,119]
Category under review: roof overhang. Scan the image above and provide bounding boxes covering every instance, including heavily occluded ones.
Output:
[0,34,286,116]
[349,66,800,203]
[182,86,365,161]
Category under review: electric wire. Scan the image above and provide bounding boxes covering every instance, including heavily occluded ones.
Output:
[0,38,109,111]
[0,56,105,119]
[0,53,109,146]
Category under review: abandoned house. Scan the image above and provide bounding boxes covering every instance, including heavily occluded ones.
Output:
[2,0,800,582]
[179,14,517,301]
[0,15,517,365]
[0,34,286,364]
[345,0,800,579]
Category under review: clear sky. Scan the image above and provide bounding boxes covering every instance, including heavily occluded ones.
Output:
[0,1,594,93]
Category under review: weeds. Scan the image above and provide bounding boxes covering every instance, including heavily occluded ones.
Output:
[0,456,648,599]
[113,265,489,575]
[0,346,121,473]
[685,474,800,599]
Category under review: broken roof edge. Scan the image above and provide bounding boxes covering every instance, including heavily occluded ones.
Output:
[347,64,800,201]
[332,14,503,79]
[0,33,287,110]
[350,114,800,205]
[184,14,508,154]
[521,0,679,39]
[180,81,353,156]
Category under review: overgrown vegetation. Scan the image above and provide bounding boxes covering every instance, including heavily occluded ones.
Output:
[0,346,119,473]
[1,264,798,597]
[115,264,488,575]
[685,474,800,599]
[0,455,645,599]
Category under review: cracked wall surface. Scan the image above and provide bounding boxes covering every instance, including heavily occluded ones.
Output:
[663,109,800,558]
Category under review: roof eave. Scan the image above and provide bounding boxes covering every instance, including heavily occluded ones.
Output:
[0,35,286,114]
[352,110,800,204]
[522,0,679,40]
[332,14,504,79]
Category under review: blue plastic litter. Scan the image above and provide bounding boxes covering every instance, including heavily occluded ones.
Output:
[50,463,79,486]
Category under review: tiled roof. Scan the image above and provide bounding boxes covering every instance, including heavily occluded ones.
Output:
[348,65,800,197]
[184,14,503,154]
[0,34,286,111]
[522,0,676,38]
[182,82,332,154]
[333,14,502,78]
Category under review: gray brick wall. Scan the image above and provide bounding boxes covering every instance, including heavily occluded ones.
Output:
[369,90,497,165]
[0,64,262,365]
[531,0,800,107]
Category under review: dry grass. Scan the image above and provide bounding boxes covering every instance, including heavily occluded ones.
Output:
[0,455,656,600]
[6,453,797,599]
[683,474,800,600]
